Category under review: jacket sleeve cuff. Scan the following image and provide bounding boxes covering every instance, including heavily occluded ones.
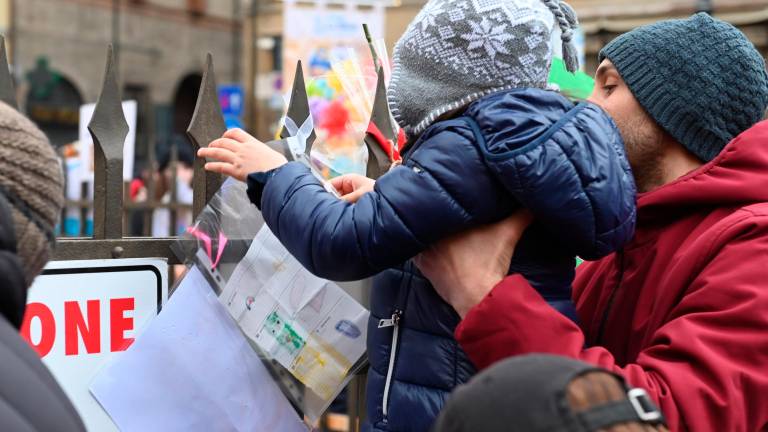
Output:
[246,166,285,210]
[455,274,586,370]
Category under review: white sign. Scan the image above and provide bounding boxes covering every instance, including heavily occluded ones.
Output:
[21,259,168,432]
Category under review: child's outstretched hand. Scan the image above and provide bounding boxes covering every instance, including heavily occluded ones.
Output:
[198,128,288,182]
[330,174,375,203]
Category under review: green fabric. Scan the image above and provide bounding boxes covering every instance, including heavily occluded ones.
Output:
[548,57,594,100]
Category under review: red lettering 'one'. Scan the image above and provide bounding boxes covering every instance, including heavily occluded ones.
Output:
[110,298,135,352]
[65,300,101,356]
[20,302,56,357]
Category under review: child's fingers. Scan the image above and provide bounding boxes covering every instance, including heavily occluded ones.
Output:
[329,176,346,191]
[330,174,365,194]
[340,187,370,203]
[203,161,228,173]
[223,128,254,143]
[331,176,357,196]
[204,162,240,179]
[208,138,241,152]
[198,147,236,162]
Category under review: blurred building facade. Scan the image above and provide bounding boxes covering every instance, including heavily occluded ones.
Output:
[573,0,768,72]
[244,0,768,139]
[384,0,768,72]
[3,0,241,169]
[3,0,767,143]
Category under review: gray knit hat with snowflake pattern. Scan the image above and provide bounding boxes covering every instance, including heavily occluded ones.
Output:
[388,0,579,137]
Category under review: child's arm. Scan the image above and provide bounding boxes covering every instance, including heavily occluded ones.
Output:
[201,124,511,281]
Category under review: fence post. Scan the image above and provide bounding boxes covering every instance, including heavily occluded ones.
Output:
[187,53,225,220]
[261,62,313,160]
[0,36,17,109]
[280,61,316,150]
[365,67,396,180]
[90,45,129,242]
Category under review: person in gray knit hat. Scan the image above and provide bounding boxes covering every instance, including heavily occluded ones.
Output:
[224,10,768,432]
[388,0,580,137]
[200,0,637,430]
[411,12,768,432]
[0,101,64,285]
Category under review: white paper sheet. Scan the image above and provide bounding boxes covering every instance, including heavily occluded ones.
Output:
[219,226,369,400]
[90,267,308,432]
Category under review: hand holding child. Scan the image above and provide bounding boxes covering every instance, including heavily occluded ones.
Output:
[198,128,288,182]
[414,210,533,318]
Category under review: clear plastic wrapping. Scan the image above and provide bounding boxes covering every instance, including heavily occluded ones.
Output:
[172,179,369,424]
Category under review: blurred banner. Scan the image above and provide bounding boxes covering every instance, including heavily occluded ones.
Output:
[283,1,384,88]
[282,1,387,179]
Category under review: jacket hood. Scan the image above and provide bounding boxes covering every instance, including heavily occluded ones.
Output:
[638,120,768,220]
[464,88,637,260]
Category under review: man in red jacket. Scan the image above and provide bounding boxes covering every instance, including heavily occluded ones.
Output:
[415,14,768,432]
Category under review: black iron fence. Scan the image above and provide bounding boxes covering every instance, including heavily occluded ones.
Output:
[0,33,397,430]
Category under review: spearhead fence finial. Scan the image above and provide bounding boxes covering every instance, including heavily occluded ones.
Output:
[90,45,128,240]
[280,61,315,153]
[365,67,397,179]
[187,53,225,219]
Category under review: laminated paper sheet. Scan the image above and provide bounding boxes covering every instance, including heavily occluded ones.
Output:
[90,267,308,432]
[220,226,368,400]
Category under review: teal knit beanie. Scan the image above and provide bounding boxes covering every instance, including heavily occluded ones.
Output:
[599,13,768,162]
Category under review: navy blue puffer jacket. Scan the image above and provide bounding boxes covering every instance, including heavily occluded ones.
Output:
[247,88,636,431]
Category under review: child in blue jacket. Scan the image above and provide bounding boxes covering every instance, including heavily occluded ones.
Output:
[199,1,636,430]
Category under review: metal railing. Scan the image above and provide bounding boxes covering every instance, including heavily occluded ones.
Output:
[48,47,223,263]
[0,33,401,430]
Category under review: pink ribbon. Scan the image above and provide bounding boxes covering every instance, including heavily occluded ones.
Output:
[187,226,229,270]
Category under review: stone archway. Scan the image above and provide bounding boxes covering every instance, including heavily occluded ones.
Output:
[25,57,84,148]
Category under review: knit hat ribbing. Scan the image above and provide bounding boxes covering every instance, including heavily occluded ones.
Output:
[599,13,768,162]
[0,102,64,285]
[388,0,580,137]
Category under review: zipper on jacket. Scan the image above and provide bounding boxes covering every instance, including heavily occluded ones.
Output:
[379,309,403,419]
[596,251,625,345]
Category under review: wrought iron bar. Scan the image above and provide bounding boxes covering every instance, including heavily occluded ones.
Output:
[168,144,180,237]
[263,61,314,159]
[187,53,225,219]
[90,45,129,240]
[365,67,396,180]
[280,60,316,150]
[112,0,121,65]
[64,199,192,211]
[0,36,17,109]
[56,238,180,262]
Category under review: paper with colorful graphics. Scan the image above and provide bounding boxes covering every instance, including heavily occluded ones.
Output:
[219,225,368,400]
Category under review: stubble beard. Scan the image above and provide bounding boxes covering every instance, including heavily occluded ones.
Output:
[615,113,666,193]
